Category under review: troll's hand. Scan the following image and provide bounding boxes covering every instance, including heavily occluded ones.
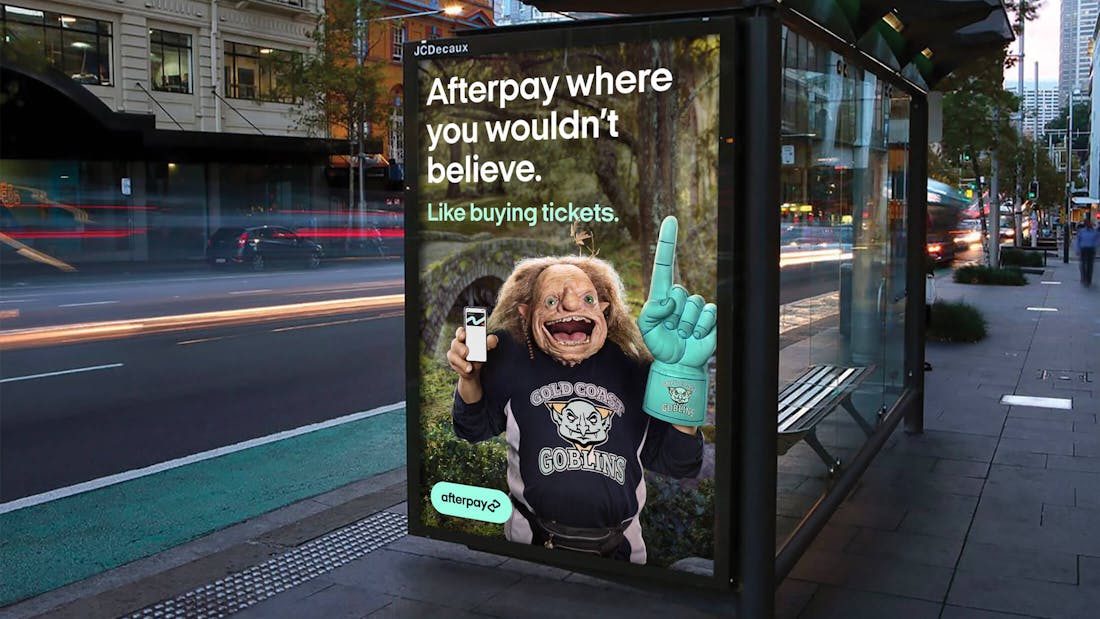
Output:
[638,216,717,427]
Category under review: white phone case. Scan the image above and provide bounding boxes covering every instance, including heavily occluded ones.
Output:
[464,307,487,362]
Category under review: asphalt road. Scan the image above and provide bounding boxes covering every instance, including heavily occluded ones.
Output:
[1,261,406,502]
[0,259,404,330]
[0,256,841,503]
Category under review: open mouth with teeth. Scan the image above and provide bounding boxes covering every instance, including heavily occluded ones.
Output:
[543,316,595,346]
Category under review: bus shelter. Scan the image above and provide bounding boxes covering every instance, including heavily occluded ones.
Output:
[403,2,1012,616]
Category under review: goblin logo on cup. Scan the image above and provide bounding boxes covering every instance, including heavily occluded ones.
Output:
[413,41,470,58]
[662,383,695,416]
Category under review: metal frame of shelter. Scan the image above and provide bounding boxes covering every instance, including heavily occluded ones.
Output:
[406,2,1013,616]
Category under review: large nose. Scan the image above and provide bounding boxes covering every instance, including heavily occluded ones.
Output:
[561,289,583,311]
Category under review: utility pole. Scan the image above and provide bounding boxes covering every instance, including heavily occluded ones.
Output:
[1032,61,1038,247]
[1014,0,1024,247]
[1064,92,1075,263]
[990,155,1000,268]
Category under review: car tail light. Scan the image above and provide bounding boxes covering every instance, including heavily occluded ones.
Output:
[927,243,942,254]
[237,232,248,248]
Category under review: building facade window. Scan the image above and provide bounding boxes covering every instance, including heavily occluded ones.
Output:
[428,25,442,40]
[150,29,191,93]
[1,4,112,85]
[391,25,404,61]
[224,42,294,102]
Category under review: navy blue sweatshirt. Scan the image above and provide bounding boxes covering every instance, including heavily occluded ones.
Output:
[452,331,703,563]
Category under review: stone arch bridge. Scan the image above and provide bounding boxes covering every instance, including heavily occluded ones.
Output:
[419,236,569,356]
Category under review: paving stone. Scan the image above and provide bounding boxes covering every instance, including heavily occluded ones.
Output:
[789,548,954,601]
[843,529,964,568]
[385,535,507,568]
[1041,504,1100,533]
[368,598,495,618]
[947,570,1099,619]
[322,549,523,610]
[1004,416,1076,433]
[232,582,391,619]
[1080,555,1100,588]
[886,431,999,462]
[472,575,721,619]
[982,466,1078,506]
[957,541,1078,584]
[996,436,1075,456]
[928,414,1008,437]
[992,448,1049,468]
[1046,454,1100,473]
[806,523,860,553]
[795,585,942,618]
[495,558,571,581]
[897,502,977,540]
[828,501,907,530]
[940,605,1046,618]
[775,578,817,619]
[933,459,991,478]
[972,495,1043,526]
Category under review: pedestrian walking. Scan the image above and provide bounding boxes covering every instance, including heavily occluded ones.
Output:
[1077,217,1098,286]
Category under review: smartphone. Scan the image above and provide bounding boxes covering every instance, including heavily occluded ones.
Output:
[464,307,488,363]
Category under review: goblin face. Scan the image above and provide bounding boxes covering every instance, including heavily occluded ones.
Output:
[551,399,613,449]
[525,264,609,366]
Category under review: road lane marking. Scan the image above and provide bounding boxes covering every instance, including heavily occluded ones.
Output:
[270,312,403,332]
[1026,307,1059,312]
[1000,395,1072,410]
[0,298,36,304]
[1041,281,1062,285]
[0,363,124,384]
[58,300,119,308]
[177,335,238,345]
[0,401,406,515]
[229,289,273,295]
[0,293,404,350]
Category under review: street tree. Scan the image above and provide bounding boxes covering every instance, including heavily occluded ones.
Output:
[284,0,387,214]
[934,0,1040,261]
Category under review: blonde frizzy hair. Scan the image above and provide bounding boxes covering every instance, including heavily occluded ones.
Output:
[487,255,652,364]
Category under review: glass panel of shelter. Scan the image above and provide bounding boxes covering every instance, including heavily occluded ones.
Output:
[776,26,908,546]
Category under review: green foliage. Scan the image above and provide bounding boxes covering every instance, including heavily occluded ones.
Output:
[418,354,508,536]
[953,265,1027,286]
[283,1,387,141]
[640,476,715,567]
[999,248,1044,267]
[927,301,988,343]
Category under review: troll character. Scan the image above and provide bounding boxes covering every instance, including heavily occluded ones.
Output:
[447,217,717,564]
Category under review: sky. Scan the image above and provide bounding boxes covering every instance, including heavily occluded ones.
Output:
[1004,0,1061,88]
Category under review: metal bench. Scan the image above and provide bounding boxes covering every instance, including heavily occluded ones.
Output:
[777,364,875,476]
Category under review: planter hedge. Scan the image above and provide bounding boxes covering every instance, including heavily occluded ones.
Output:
[927,300,988,342]
[953,265,1027,286]
[1000,248,1044,267]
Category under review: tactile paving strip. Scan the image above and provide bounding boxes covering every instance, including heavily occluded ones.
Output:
[125,510,407,619]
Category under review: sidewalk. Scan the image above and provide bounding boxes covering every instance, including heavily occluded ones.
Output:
[5,259,1098,619]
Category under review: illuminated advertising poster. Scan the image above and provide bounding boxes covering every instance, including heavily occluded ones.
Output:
[406,19,731,585]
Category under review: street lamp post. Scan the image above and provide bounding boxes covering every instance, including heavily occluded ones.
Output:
[352,4,462,212]
[1064,90,1079,263]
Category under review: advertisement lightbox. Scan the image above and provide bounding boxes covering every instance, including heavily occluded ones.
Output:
[405,15,735,588]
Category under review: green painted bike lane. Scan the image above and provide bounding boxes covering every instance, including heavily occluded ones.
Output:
[0,408,405,606]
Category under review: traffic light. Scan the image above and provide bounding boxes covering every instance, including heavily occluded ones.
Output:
[962,153,971,162]
[1027,181,1038,200]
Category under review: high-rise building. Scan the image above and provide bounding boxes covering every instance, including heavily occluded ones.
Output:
[1006,84,1064,137]
[494,0,569,26]
[1060,0,1100,104]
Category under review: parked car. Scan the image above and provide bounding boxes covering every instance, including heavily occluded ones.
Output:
[207,226,323,271]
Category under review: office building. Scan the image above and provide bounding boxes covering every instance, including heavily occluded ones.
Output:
[1060,0,1099,105]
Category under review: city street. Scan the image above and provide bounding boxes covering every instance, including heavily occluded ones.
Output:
[0,260,405,502]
